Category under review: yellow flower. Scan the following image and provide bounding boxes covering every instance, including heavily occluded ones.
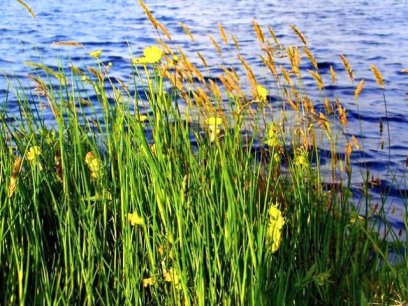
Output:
[27,146,41,162]
[89,49,102,58]
[132,45,163,65]
[270,230,282,253]
[267,124,277,139]
[296,155,306,166]
[266,204,285,253]
[206,117,222,143]
[142,277,156,288]
[128,212,144,226]
[163,267,181,289]
[136,114,148,122]
[256,85,268,102]
[350,211,364,225]
[150,143,157,155]
[84,151,103,179]
[294,150,309,169]
[265,138,279,147]
[27,146,43,170]
[206,117,222,126]
[209,128,221,143]
[268,204,285,230]
[265,123,281,147]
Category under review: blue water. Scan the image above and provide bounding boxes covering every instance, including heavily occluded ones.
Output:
[1,0,408,236]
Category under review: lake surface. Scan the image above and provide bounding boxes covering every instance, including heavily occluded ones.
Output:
[1,0,408,236]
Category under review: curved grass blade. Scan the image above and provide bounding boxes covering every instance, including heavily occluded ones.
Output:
[16,0,36,18]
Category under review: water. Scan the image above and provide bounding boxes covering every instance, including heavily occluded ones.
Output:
[1,0,408,236]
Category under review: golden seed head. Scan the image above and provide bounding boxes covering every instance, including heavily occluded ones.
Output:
[329,65,337,85]
[354,79,365,99]
[303,47,318,70]
[218,22,228,44]
[370,64,384,88]
[290,25,308,45]
[340,54,354,81]
[252,20,265,44]
[180,22,195,41]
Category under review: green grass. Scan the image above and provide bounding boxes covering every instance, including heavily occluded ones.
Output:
[1,8,408,305]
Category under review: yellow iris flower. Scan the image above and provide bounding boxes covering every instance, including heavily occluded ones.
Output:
[206,117,222,143]
[142,277,156,288]
[256,85,268,102]
[27,146,43,170]
[136,114,148,122]
[265,123,281,147]
[27,146,41,162]
[84,151,104,179]
[133,45,163,65]
[294,149,309,169]
[89,49,102,58]
[266,204,285,253]
[206,117,222,126]
[209,128,221,143]
[128,212,144,226]
[163,267,182,289]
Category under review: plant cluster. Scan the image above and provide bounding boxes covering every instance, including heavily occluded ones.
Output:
[1,1,407,305]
